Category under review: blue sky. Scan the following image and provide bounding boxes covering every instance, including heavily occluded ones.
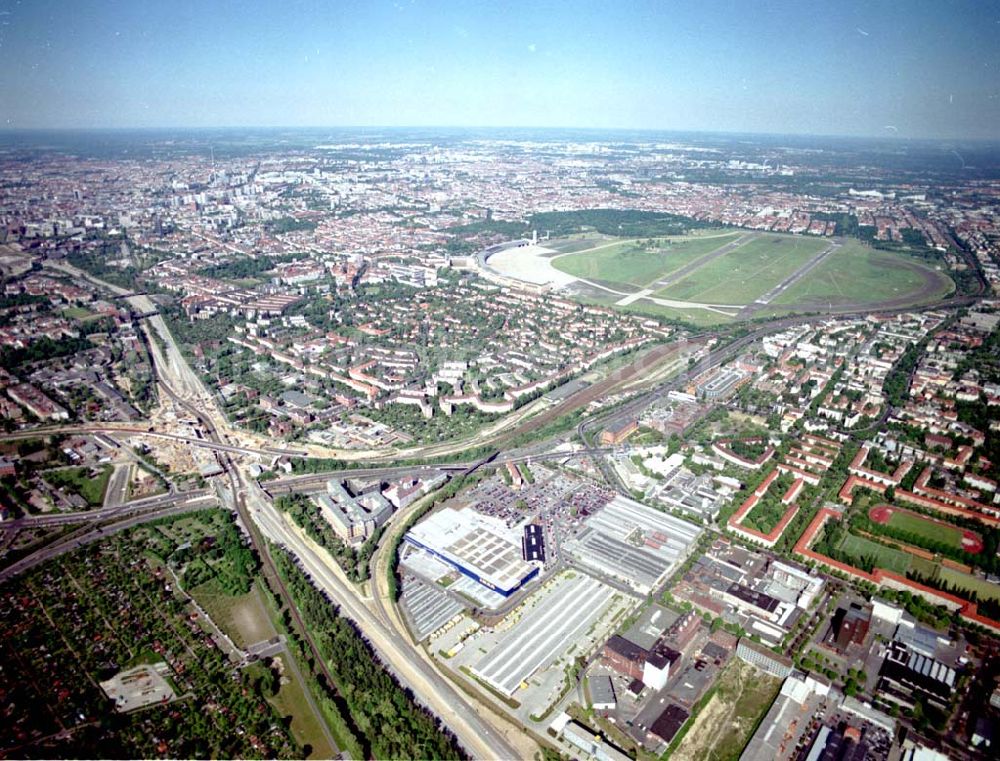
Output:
[1,0,998,139]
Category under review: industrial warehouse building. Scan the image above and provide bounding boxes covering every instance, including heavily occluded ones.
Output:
[600,418,639,445]
[602,633,681,690]
[471,572,617,697]
[405,507,539,596]
[736,637,794,679]
[564,495,702,594]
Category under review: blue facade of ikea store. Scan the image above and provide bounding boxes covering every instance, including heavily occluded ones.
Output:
[404,534,539,597]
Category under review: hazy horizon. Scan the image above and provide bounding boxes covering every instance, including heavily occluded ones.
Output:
[1,123,1000,143]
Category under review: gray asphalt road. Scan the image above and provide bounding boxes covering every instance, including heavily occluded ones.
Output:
[103,463,132,508]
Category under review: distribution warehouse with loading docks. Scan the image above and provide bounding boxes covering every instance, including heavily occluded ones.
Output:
[404,507,540,597]
[468,571,625,698]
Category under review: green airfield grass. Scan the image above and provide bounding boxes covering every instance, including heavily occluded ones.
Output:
[617,300,734,326]
[544,235,610,254]
[557,231,952,327]
[655,234,828,304]
[772,240,953,308]
[552,232,741,288]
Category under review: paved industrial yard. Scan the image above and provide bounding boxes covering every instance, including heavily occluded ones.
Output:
[401,578,465,642]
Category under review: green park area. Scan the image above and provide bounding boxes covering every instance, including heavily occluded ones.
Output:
[62,306,100,321]
[267,653,339,760]
[0,508,305,758]
[552,231,742,288]
[937,566,1000,604]
[44,464,112,506]
[191,580,277,648]
[134,510,231,557]
[825,514,998,612]
[193,580,339,759]
[134,511,340,759]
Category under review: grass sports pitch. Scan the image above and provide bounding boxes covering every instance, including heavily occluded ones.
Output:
[836,532,941,578]
[869,504,983,553]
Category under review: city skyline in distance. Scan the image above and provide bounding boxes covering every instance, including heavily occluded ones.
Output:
[1,0,999,141]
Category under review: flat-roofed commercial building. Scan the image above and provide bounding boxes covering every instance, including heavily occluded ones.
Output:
[405,507,538,596]
[878,640,957,709]
[736,637,793,679]
[589,675,617,710]
[648,703,690,745]
[562,721,632,761]
[723,583,785,623]
[565,495,701,594]
[697,368,747,400]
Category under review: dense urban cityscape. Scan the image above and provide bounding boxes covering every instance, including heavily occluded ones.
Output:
[0,126,998,761]
[3,1,1000,760]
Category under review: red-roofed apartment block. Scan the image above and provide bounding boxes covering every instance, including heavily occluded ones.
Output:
[727,469,800,549]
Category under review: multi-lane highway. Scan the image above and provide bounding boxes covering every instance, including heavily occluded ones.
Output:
[3,489,212,531]
[0,498,217,583]
[261,445,630,498]
[0,424,309,459]
[245,481,528,760]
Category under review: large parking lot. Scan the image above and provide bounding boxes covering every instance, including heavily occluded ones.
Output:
[465,466,614,529]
